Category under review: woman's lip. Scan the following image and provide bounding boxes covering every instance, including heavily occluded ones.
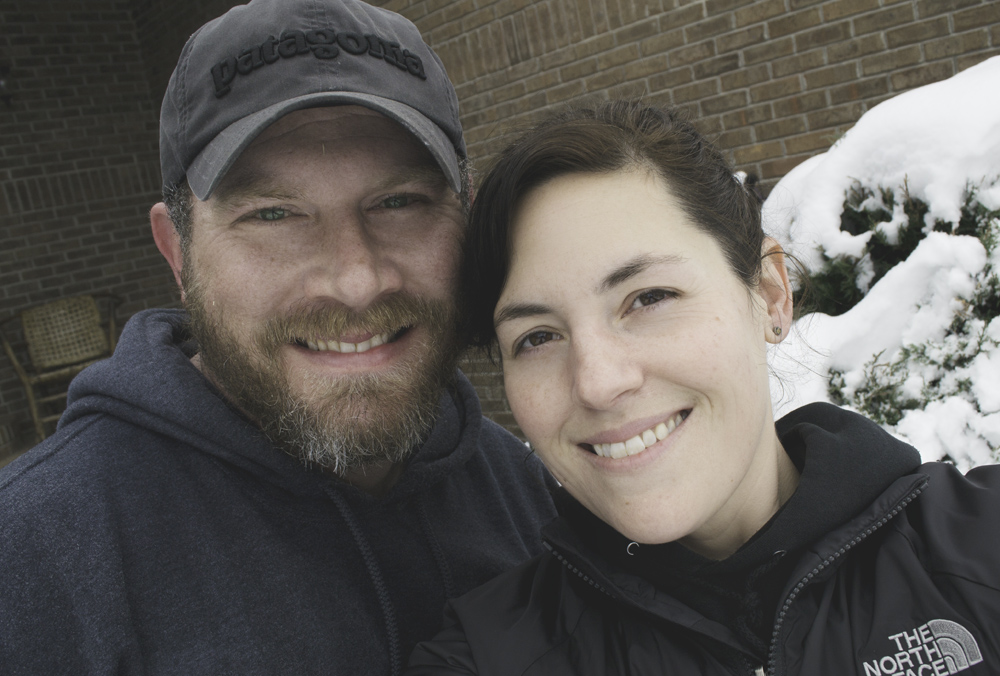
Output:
[578,408,692,447]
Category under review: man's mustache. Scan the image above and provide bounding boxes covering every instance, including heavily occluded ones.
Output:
[259,294,455,349]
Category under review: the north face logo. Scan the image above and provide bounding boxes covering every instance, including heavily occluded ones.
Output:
[863,619,983,675]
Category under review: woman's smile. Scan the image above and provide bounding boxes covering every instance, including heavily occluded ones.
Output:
[580,409,690,459]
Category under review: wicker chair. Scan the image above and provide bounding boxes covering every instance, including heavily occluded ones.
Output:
[0,294,119,442]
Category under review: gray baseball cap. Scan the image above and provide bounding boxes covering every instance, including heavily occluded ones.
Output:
[159,0,466,201]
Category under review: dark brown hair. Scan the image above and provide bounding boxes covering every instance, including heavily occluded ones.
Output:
[463,99,765,351]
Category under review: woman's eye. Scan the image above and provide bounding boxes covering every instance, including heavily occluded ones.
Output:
[514,330,560,355]
[629,289,673,310]
[256,207,289,221]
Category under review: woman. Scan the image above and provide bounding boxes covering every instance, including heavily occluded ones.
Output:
[407,101,1000,675]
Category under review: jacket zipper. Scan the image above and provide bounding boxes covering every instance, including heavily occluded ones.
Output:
[546,542,761,675]
[764,483,925,676]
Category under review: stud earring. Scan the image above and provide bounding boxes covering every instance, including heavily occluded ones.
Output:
[773,326,782,336]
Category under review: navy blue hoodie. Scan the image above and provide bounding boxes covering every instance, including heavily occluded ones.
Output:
[0,309,556,675]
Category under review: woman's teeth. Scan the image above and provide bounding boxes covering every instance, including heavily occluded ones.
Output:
[592,411,688,459]
[305,332,391,354]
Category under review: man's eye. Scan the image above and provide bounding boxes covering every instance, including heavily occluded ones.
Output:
[380,194,412,209]
[257,207,289,221]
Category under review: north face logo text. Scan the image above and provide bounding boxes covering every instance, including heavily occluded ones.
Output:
[211,28,427,97]
[863,619,984,675]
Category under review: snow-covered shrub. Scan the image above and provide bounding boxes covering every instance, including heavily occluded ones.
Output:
[763,56,1000,468]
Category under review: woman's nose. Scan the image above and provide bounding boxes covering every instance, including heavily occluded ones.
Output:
[570,333,643,410]
[303,216,403,310]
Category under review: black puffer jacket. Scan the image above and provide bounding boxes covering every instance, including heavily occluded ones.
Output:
[407,404,1000,676]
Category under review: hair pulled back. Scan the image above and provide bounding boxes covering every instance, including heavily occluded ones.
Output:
[463,99,765,351]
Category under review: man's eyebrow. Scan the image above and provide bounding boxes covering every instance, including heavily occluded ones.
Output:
[373,164,450,193]
[598,253,687,293]
[210,168,303,209]
[493,302,553,329]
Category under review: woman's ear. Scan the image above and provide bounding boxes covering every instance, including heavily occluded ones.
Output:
[758,237,793,344]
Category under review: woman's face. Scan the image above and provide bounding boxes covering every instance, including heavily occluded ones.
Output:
[495,169,792,557]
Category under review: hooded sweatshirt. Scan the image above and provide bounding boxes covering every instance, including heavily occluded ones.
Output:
[0,309,556,676]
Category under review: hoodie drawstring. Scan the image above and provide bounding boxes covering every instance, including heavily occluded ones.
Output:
[327,489,401,676]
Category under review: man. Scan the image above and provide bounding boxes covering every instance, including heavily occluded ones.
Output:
[0,1,555,673]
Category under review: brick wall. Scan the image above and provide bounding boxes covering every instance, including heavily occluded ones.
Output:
[2,0,996,448]
[374,0,999,189]
[0,0,174,447]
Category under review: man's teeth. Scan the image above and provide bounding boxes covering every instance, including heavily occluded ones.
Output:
[304,333,390,354]
[592,412,687,459]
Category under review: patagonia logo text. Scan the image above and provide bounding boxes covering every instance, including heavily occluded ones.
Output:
[211,28,427,97]
[863,619,984,676]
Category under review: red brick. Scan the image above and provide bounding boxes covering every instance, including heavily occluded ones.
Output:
[916,0,981,18]
[717,24,766,53]
[854,4,915,35]
[828,77,890,105]
[795,20,852,50]
[720,63,771,91]
[733,0,785,27]
[751,76,803,103]
[757,116,807,141]
[861,46,922,76]
[672,79,720,104]
[615,16,661,45]
[685,14,733,42]
[890,61,955,91]
[734,140,784,164]
[715,127,754,150]
[694,54,740,79]
[827,33,886,61]
[886,17,950,48]
[785,130,838,154]
[771,9,824,38]
[804,63,859,89]
[722,103,773,129]
[924,30,989,61]
[701,91,748,115]
[744,37,794,65]
[772,48,826,78]
[670,40,716,67]
[807,102,865,129]
[639,28,685,57]
[760,154,811,180]
[772,91,829,117]
[648,67,695,91]
[823,0,879,21]
[954,3,1000,32]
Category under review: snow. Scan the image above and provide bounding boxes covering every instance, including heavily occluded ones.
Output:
[764,56,1000,469]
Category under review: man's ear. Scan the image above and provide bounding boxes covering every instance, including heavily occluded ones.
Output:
[758,237,794,344]
[150,202,185,299]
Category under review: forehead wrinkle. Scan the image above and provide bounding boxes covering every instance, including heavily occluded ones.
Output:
[598,253,687,294]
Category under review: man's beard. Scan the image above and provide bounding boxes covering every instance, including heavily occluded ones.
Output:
[183,274,460,477]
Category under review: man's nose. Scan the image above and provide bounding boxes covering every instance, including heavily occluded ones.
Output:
[302,215,403,311]
[570,331,643,410]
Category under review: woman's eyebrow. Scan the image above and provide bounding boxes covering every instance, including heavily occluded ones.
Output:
[598,253,687,293]
[493,302,552,329]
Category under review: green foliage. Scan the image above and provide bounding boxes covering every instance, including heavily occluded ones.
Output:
[818,183,1000,463]
[795,182,1000,318]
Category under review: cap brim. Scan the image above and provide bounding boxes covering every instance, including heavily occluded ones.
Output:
[186,91,463,200]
